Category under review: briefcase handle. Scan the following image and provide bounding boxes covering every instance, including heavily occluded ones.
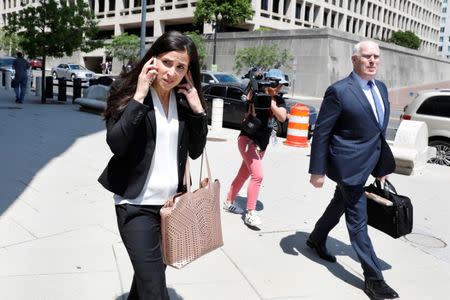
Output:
[374,179,398,197]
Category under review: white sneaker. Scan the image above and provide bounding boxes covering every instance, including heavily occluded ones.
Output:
[223,200,244,214]
[244,210,262,226]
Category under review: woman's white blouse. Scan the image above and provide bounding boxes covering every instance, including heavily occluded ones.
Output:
[114,87,179,205]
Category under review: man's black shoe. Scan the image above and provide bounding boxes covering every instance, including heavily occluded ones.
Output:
[306,238,336,262]
[364,279,399,299]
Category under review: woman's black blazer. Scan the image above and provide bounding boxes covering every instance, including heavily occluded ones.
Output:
[98,93,208,199]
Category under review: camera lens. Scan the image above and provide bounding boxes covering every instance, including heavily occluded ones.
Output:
[270,82,279,88]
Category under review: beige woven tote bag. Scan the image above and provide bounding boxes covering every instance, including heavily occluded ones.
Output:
[160,151,223,269]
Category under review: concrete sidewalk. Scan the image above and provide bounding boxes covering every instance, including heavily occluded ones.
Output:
[0,87,449,299]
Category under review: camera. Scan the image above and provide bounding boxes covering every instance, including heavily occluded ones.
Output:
[242,67,281,109]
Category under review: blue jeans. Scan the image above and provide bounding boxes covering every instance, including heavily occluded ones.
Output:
[14,76,28,102]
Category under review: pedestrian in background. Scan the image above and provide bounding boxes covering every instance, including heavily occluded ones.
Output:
[223,69,287,227]
[107,61,112,74]
[98,31,207,300]
[307,40,398,299]
[12,52,30,103]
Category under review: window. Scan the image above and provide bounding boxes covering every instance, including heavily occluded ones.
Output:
[205,86,227,98]
[201,74,214,83]
[227,87,243,101]
[440,37,444,42]
[273,0,280,13]
[261,0,269,10]
[417,96,450,118]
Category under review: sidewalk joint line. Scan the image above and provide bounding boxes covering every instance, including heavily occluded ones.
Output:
[220,248,264,300]
[11,218,38,239]
[112,243,125,298]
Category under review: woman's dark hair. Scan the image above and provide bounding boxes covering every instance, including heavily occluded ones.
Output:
[104,31,204,119]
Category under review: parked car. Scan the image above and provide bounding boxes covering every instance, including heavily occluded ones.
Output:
[51,63,96,81]
[202,83,317,138]
[0,56,16,80]
[28,58,42,70]
[400,89,450,166]
[201,71,240,85]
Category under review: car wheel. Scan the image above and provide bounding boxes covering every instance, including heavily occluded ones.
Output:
[428,140,450,166]
[52,71,57,79]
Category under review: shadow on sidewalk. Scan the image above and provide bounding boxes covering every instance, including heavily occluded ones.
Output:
[0,99,105,215]
[279,231,392,289]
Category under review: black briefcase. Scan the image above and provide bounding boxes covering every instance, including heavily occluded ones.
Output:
[364,179,413,239]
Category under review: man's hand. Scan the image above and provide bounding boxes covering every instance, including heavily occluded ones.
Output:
[376,175,388,183]
[310,174,325,188]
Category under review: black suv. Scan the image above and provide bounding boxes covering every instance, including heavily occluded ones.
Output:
[202,83,317,138]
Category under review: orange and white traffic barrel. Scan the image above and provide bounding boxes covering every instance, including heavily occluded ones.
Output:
[284,103,309,148]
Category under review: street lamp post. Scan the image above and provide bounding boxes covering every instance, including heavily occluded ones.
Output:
[211,13,222,71]
[140,0,147,59]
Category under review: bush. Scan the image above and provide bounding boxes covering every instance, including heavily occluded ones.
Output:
[389,31,421,50]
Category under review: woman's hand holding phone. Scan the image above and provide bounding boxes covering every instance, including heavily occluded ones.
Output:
[176,71,204,113]
[133,57,159,103]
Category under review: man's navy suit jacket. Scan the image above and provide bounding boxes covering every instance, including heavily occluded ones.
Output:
[309,72,395,186]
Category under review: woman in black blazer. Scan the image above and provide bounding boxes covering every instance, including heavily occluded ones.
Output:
[98,31,207,300]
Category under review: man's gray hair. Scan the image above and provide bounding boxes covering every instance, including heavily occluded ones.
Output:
[352,40,379,56]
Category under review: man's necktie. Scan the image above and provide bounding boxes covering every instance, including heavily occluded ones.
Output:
[368,81,384,127]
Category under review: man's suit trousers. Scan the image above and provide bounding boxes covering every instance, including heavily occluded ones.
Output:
[310,184,384,280]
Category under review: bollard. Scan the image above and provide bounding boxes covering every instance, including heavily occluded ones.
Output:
[211,98,223,131]
[89,78,98,86]
[45,76,53,99]
[57,78,67,101]
[26,72,32,95]
[35,77,42,96]
[5,72,12,91]
[73,78,82,103]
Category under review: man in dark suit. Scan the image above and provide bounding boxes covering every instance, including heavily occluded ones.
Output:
[307,40,398,299]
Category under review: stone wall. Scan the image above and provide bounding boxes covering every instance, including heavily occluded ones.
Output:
[204,28,450,98]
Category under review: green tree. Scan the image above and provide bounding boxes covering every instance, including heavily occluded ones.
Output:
[105,33,140,71]
[186,31,206,69]
[0,29,21,55]
[194,0,254,26]
[234,44,293,74]
[5,0,103,103]
[194,1,253,69]
[389,31,421,50]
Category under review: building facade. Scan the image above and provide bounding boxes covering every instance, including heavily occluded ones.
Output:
[438,0,450,57]
[0,0,442,54]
